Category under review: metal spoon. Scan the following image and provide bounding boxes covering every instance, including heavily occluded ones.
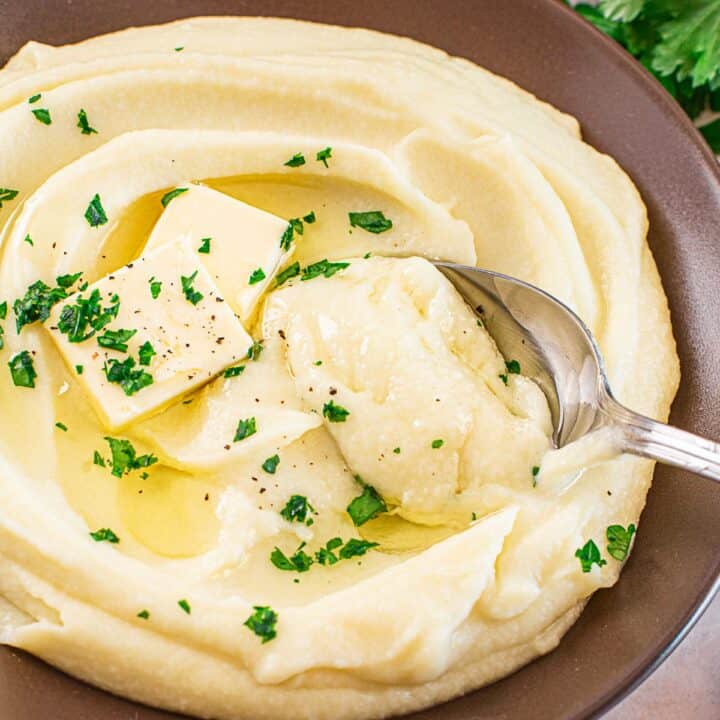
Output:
[434,262,720,482]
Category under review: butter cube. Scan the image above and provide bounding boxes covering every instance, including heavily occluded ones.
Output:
[47,238,252,429]
[145,184,291,323]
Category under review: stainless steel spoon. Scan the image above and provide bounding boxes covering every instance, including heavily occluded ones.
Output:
[435,262,720,482]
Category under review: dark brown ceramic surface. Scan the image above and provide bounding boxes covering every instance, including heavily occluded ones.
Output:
[1,1,719,718]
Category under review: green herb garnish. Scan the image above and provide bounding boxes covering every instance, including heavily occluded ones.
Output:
[280,223,294,251]
[178,599,191,614]
[606,523,637,561]
[160,187,188,207]
[77,109,98,135]
[9,351,36,388]
[233,416,257,442]
[103,356,153,396]
[244,605,278,643]
[393,447,401,454]
[348,210,392,234]
[57,288,119,343]
[97,328,137,353]
[339,538,378,559]
[55,422,68,432]
[301,259,350,281]
[137,609,150,620]
[347,483,386,526]
[138,340,156,366]
[103,436,158,478]
[575,539,607,573]
[499,373,508,385]
[316,146,332,167]
[271,545,314,573]
[223,364,245,378]
[280,494,314,525]
[23,235,33,247]
[315,537,343,565]
[0,302,6,320]
[506,359,521,374]
[0,188,19,209]
[262,454,280,474]
[322,399,350,422]
[246,340,263,361]
[75,364,84,374]
[275,262,300,286]
[93,450,105,467]
[303,211,316,224]
[197,237,211,254]
[249,267,266,285]
[181,270,203,305]
[84,193,108,227]
[532,465,540,487]
[149,276,162,299]
[31,108,51,125]
[90,527,119,543]
[14,275,81,333]
[284,152,306,167]
[431,438,444,449]
[28,94,41,104]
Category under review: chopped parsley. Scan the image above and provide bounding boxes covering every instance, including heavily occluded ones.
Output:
[280,494,314,525]
[178,599,191,615]
[93,450,106,467]
[9,351,36,388]
[393,447,401,454]
[301,259,350,281]
[262,454,280,474]
[160,187,188,207]
[31,108,52,125]
[246,340,263,361]
[280,223,294,251]
[233,416,257,442]
[316,146,332,167]
[84,193,108,227]
[76,109,98,135]
[249,267,266,285]
[137,609,150,620]
[57,288,119,343]
[14,275,82,333]
[313,360,322,366]
[499,373,508,385]
[271,545,314,573]
[303,211,316,224]
[346,482,387,526]
[103,356,153,396]
[55,422,68,432]
[0,327,3,351]
[363,251,372,259]
[149,276,162,299]
[75,364,84,374]
[348,210,392,234]
[532,465,540,487]
[103,436,158,478]
[275,262,300,286]
[0,302,6,320]
[138,340,156,366]
[315,537,344,565]
[223,364,245,378]
[181,270,203,305]
[97,328,137,353]
[431,438,444,449]
[56,272,83,289]
[575,539,607,573]
[244,605,278,643]
[197,237,211,254]
[323,399,350,422]
[606,523,636,562]
[339,538,378,559]
[284,152,306,167]
[174,46,184,52]
[89,527,119,543]
[506,359,521,374]
[28,94,41,104]
[0,188,19,209]
[23,234,33,247]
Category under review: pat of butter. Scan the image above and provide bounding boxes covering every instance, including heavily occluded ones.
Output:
[145,184,291,323]
[47,238,252,430]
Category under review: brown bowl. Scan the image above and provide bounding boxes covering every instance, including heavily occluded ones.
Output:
[1,1,719,718]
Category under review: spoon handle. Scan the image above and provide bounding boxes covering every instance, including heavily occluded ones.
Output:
[603,398,720,482]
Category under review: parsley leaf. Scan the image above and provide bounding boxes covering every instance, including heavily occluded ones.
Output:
[77,109,98,135]
[160,187,188,207]
[233,416,257,442]
[197,237,211,254]
[271,545,314,573]
[103,436,158,478]
[55,422,68,432]
[31,108,51,125]
[14,276,81,333]
[0,302,6,320]
[431,438,444,449]
[262,454,280,474]
[284,152,306,167]
[315,537,343,566]
[97,328,137,353]
[303,211,316,224]
[57,288,119,342]
[149,276,162,299]
[301,259,350,281]
[0,188,19,209]
[84,194,108,227]
[276,262,300,286]
[223,364,245,378]
[348,210,392,234]
[249,267,266,285]
[575,539,607,573]
[505,359,521,374]
[137,609,150,620]
[138,340,156,366]
[339,538,378,559]
[246,340,264,361]
[103,356,153,396]
[89,527,119,543]
[75,364,84,374]
[280,495,314,525]
[23,234,33,247]
[323,399,350,422]
[8,351,36,388]
[244,605,278,643]
[93,450,106,467]
[316,146,332,167]
[532,465,540,487]
[181,270,203,305]
[178,599,191,615]
[606,523,637,561]
[347,483,387,526]
[28,94,41,104]
[280,223,294,251]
